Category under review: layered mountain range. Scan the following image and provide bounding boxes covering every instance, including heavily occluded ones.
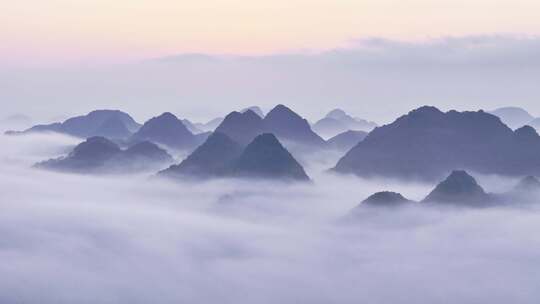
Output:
[215,104,326,149]
[159,132,310,181]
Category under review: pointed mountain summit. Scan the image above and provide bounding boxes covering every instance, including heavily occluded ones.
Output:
[334,106,540,180]
[264,105,326,147]
[159,132,243,178]
[422,170,491,206]
[7,110,140,139]
[214,110,265,146]
[327,130,368,152]
[130,112,197,150]
[490,107,535,130]
[231,133,310,181]
[360,191,414,208]
[241,106,264,118]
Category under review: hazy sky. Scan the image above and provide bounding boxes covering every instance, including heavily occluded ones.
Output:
[2,1,540,123]
[2,0,540,65]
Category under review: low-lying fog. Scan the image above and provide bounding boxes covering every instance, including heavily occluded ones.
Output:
[1,125,540,303]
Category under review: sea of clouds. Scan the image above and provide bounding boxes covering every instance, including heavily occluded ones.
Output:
[1,122,540,303]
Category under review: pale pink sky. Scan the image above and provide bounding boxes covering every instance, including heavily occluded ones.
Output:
[2,0,540,66]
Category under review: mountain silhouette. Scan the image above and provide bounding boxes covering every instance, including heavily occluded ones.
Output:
[264,104,326,147]
[312,117,348,139]
[6,110,140,139]
[214,110,265,146]
[327,130,368,152]
[513,176,540,193]
[5,122,62,136]
[159,132,243,178]
[130,112,197,150]
[230,133,310,181]
[313,109,377,138]
[334,106,540,180]
[529,118,540,132]
[36,137,172,173]
[241,106,265,118]
[193,117,224,132]
[422,170,492,206]
[490,107,535,130]
[93,116,133,139]
[111,141,174,172]
[360,191,414,208]
[181,119,204,134]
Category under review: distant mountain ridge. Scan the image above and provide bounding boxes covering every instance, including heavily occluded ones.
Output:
[490,107,535,130]
[313,109,377,138]
[6,110,141,140]
[327,130,368,152]
[241,106,265,118]
[334,106,540,180]
[36,137,173,174]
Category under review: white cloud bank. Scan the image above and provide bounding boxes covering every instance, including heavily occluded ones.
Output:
[1,128,540,303]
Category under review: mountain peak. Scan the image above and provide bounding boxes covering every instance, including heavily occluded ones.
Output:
[408,106,444,117]
[271,104,292,112]
[333,106,534,180]
[154,112,178,121]
[131,112,196,149]
[159,132,243,178]
[361,191,413,207]
[215,110,265,146]
[515,125,540,140]
[231,133,310,181]
[326,109,347,119]
[70,136,121,160]
[264,105,326,146]
[422,170,490,205]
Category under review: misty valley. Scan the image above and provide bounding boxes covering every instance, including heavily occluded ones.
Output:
[2,104,540,303]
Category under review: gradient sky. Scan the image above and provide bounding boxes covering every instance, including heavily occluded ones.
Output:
[2,0,540,65]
